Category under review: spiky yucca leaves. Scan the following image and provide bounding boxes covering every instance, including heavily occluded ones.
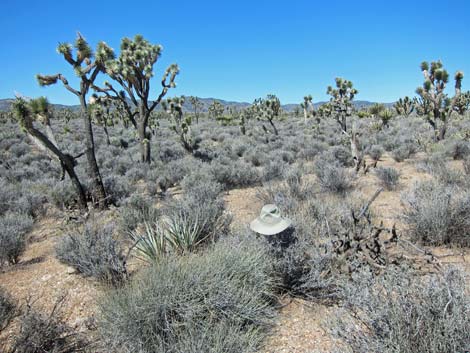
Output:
[369,103,385,118]
[128,222,167,264]
[163,96,196,153]
[394,96,414,117]
[253,94,282,136]
[326,77,358,133]
[415,60,464,141]
[95,34,179,163]
[379,108,394,128]
[36,32,113,209]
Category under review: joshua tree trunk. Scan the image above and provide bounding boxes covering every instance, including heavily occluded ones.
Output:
[79,93,107,209]
[138,101,152,163]
[268,119,279,136]
[26,126,87,210]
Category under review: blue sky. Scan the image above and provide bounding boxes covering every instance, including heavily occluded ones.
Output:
[1,0,469,105]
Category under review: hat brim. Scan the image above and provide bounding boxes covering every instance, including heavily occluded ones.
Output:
[250,217,292,236]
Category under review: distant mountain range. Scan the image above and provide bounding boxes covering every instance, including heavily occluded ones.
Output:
[0,97,394,113]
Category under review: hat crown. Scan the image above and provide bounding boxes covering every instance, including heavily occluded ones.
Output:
[260,204,281,225]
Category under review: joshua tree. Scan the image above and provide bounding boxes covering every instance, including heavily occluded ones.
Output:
[454,91,470,115]
[300,95,314,123]
[368,103,385,119]
[208,100,224,120]
[253,94,282,136]
[393,96,414,117]
[326,78,364,170]
[415,60,464,141]
[162,96,195,153]
[36,33,113,209]
[94,35,179,163]
[327,77,358,133]
[13,98,87,210]
[89,94,113,145]
[188,96,203,124]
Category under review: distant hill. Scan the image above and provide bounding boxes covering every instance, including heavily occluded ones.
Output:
[0,97,395,113]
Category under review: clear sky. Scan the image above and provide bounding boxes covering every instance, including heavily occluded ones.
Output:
[1,0,469,105]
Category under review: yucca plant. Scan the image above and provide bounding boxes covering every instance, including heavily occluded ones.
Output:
[128,222,167,264]
[164,212,207,254]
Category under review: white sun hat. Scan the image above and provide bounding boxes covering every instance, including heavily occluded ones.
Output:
[250,204,292,236]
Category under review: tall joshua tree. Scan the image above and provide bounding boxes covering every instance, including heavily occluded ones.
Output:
[189,96,203,124]
[253,94,282,136]
[36,33,113,209]
[415,60,464,141]
[208,100,225,121]
[94,35,179,163]
[327,77,358,133]
[300,95,314,123]
[326,78,363,170]
[13,98,87,210]
[163,96,196,153]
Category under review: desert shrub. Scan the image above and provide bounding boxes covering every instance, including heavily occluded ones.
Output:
[47,180,78,211]
[328,145,354,167]
[464,156,470,175]
[297,141,327,161]
[391,145,412,162]
[368,144,384,161]
[55,223,127,285]
[314,159,355,194]
[209,157,261,189]
[103,175,134,205]
[0,212,33,266]
[445,139,470,160]
[0,288,15,331]
[165,179,231,242]
[419,155,465,185]
[6,297,88,353]
[262,159,286,181]
[375,166,400,190]
[332,266,470,353]
[403,181,470,246]
[119,194,160,233]
[98,235,277,353]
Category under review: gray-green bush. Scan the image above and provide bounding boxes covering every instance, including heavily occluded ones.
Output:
[332,266,470,353]
[98,235,277,353]
[55,223,127,285]
[0,212,33,266]
[0,288,15,331]
[375,166,400,190]
[403,181,470,246]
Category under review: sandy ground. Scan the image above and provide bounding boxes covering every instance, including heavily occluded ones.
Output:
[1,153,469,352]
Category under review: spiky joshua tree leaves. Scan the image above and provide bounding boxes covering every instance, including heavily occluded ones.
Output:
[253,94,282,136]
[36,33,112,209]
[394,96,414,117]
[415,60,464,141]
[325,78,364,170]
[13,98,87,210]
[208,100,225,121]
[300,95,314,123]
[326,77,358,133]
[94,34,179,163]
